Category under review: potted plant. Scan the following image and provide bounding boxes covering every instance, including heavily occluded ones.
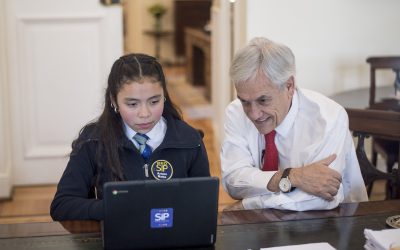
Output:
[148,3,167,31]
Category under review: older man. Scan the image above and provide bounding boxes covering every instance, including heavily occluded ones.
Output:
[221,37,368,211]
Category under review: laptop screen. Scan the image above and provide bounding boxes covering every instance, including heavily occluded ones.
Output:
[102,177,219,250]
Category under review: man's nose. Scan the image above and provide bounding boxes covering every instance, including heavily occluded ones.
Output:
[247,103,262,120]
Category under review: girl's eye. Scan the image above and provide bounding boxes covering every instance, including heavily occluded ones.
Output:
[128,103,138,107]
[150,99,160,105]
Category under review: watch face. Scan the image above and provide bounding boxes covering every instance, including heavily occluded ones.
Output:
[279,178,291,193]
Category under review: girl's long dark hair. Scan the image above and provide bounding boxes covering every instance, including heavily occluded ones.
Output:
[72,53,181,190]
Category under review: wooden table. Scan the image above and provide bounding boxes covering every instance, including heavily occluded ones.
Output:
[143,30,173,60]
[1,200,400,249]
[370,97,400,112]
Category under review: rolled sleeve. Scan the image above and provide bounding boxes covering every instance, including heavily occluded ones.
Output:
[221,101,275,199]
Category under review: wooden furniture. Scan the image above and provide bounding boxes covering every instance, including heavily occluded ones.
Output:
[1,200,400,249]
[366,57,400,109]
[185,27,211,100]
[173,0,211,58]
[346,108,400,198]
[143,30,173,60]
[366,57,400,192]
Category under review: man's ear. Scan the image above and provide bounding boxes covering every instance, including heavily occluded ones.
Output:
[286,76,295,96]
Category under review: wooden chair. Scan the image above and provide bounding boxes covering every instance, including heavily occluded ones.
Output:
[366,57,400,109]
[366,57,400,194]
[346,108,400,199]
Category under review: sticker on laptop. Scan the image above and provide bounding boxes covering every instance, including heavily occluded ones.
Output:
[151,160,173,180]
[150,208,173,228]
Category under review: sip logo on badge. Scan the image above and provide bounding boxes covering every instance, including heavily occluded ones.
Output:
[151,160,173,180]
[150,208,173,228]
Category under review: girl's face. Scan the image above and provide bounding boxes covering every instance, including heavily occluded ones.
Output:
[115,79,165,134]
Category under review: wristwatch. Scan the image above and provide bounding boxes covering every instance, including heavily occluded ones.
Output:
[279,168,295,193]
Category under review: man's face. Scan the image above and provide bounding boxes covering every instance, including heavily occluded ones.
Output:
[236,73,295,134]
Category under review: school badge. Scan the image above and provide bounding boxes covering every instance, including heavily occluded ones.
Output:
[151,160,174,180]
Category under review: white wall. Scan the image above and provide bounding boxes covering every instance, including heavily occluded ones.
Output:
[0,0,12,198]
[245,0,400,96]
[212,0,400,147]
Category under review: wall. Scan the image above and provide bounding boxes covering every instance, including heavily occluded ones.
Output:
[0,0,12,198]
[212,0,400,147]
[124,0,175,63]
[245,0,400,96]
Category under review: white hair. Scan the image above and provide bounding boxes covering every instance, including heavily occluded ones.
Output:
[230,37,296,88]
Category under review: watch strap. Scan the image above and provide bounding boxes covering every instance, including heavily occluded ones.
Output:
[281,168,296,192]
[281,168,292,178]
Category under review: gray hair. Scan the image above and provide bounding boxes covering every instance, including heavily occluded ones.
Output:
[230,37,296,88]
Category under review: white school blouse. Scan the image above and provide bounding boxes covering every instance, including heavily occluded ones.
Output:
[220,88,368,211]
[124,117,167,151]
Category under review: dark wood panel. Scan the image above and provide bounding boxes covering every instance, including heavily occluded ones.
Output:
[185,27,211,100]
[219,199,400,225]
[346,108,400,140]
[216,212,397,250]
[346,108,400,198]
[2,200,400,239]
[174,0,211,57]
[367,56,400,69]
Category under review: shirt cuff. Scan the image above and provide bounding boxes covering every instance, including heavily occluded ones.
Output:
[252,169,276,191]
[242,196,263,209]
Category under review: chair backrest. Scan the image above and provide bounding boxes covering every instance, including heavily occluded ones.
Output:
[366,56,400,107]
[346,108,400,198]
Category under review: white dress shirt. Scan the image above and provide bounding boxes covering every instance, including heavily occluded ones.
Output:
[220,88,368,211]
[124,117,167,151]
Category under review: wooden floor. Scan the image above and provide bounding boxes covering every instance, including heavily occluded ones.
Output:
[0,65,387,224]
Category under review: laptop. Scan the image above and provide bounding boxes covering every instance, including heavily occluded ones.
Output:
[102,177,219,250]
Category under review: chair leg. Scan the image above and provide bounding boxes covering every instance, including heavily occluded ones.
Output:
[385,161,396,199]
[371,149,378,166]
[386,158,395,173]
[367,183,374,197]
[386,180,392,199]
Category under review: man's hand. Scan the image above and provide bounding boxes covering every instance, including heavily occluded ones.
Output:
[291,154,342,200]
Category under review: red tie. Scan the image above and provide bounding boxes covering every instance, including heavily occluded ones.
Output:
[262,130,279,171]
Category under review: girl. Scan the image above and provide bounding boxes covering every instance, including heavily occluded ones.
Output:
[50,54,210,221]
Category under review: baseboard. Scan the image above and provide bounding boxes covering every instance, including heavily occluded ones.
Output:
[0,173,12,199]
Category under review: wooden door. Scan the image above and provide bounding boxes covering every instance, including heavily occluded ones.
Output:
[2,0,123,187]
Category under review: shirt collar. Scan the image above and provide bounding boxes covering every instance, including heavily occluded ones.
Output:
[123,117,166,144]
[275,88,299,138]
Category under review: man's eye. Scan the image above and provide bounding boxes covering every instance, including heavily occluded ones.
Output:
[240,100,250,106]
[258,99,269,105]
[128,103,138,107]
